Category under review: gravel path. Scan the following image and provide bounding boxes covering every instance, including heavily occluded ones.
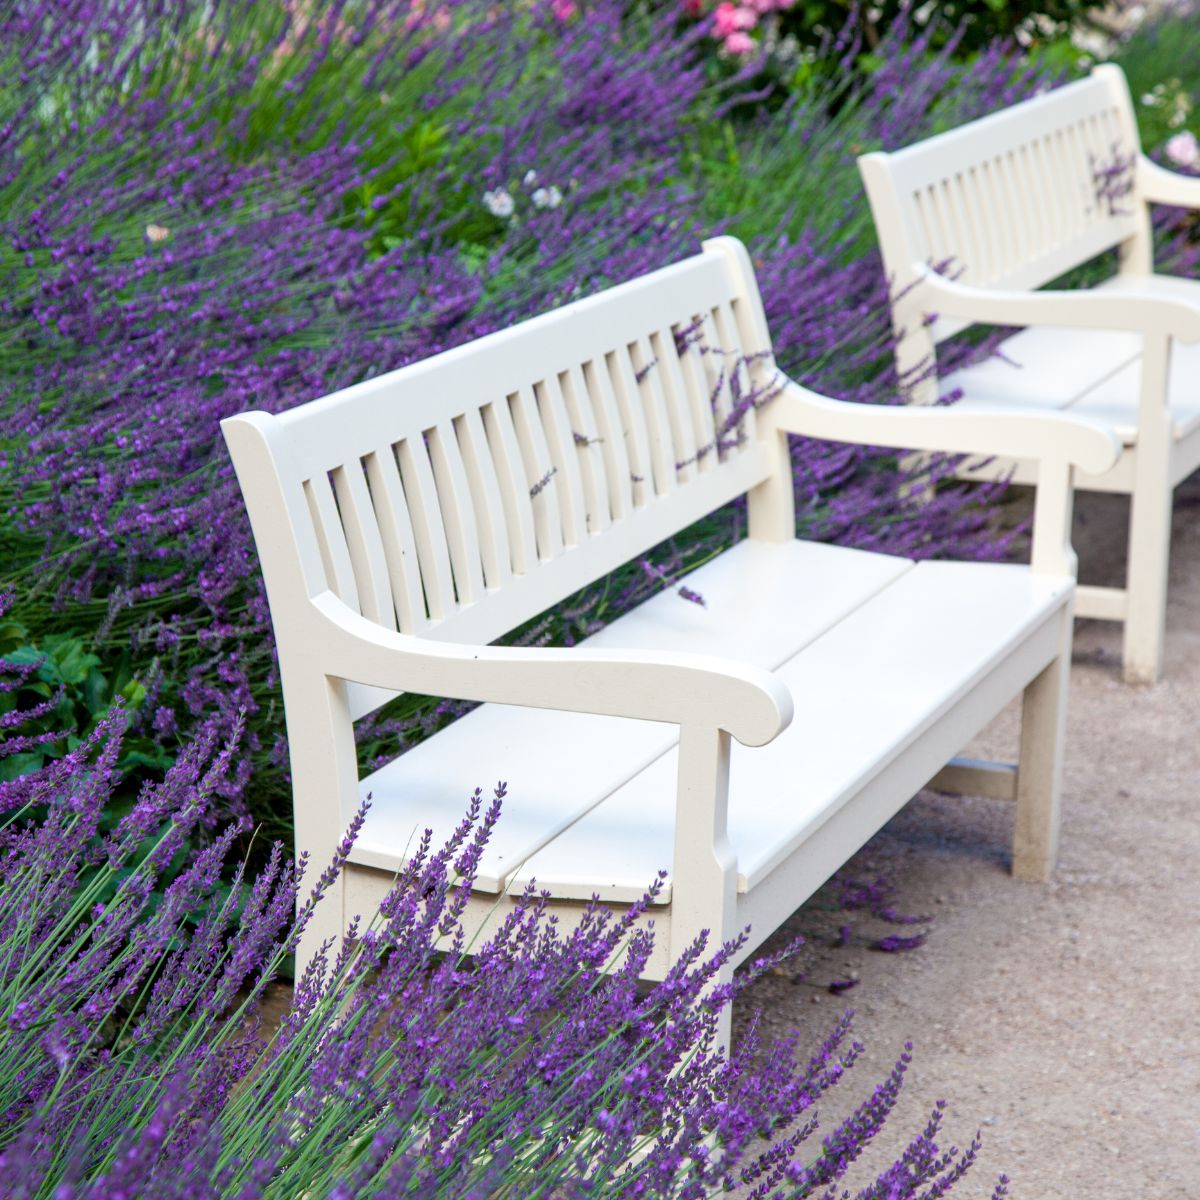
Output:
[735,479,1200,1197]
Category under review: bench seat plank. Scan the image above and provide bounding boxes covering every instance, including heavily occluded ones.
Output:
[349,538,913,888]
[945,276,1200,445]
[510,560,1070,903]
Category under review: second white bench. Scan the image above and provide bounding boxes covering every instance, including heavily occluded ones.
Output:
[860,64,1200,684]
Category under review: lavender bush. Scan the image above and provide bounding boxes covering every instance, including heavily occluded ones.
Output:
[0,599,1001,1199]
[0,0,1073,833]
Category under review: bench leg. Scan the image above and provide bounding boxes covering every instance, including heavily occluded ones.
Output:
[1122,335,1174,686]
[287,674,359,985]
[1012,610,1071,881]
[669,725,739,1054]
[1123,470,1172,686]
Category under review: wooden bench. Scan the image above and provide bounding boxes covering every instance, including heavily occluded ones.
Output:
[859,64,1200,685]
[222,237,1119,1036]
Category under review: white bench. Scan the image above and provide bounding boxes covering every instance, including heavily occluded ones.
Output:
[859,64,1200,685]
[222,238,1118,1033]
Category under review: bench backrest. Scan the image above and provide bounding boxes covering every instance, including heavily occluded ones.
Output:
[859,66,1150,396]
[222,237,786,720]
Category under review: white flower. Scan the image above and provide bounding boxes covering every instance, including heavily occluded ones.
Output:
[532,185,562,210]
[482,188,515,218]
[1166,131,1200,170]
[523,169,538,186]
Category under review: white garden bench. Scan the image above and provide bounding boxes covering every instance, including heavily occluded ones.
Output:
[222,237,1119,1032]
[859,64,1200,685]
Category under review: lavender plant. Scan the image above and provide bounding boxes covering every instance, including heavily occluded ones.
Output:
[0,597,1000,1199]
[0,0,1069,834]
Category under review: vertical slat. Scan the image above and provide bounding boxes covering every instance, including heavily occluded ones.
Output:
[1073,120,1099,223]
[996,152,1027,269]
[1031,135,1065,255]
[605,346,655,507]
[364,447,425,633]
[1017,141,1046,264]
[1062,124,1090,230]
[696,311,735,461]
[509,385,564,561]
[927,178,957,267]
[960,165,995,283]
[946,173,975,278]
[303,472,360,613]
[673,319,719,472]
[650,328,698,481]
[583,357,635,519]
[938,176,973,277]
[534,374,589,546]
[331,460,395,629]
[726,294,780,414]
[560,363,611,534]
[396,436,455,620]
[911,188,937,264]
[626,337,677,496]
[978,158,1012,278]
[481,398,538,576]
[1048,128,1076,241]
[427,421,484,607]
[456,407,513,590]
[710,299,758,448]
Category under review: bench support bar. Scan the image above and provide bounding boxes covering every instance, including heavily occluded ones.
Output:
[928,757,1018,802]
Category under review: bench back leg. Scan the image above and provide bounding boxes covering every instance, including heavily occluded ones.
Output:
[1013,607,1072,880]
[1123,333,1175,685]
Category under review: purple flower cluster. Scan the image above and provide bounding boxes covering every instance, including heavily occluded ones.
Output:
[0,618,999,1198]
[0,0,1067,831]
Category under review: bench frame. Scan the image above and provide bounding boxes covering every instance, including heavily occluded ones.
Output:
[223,238,1119,1039]
[860,64,1200,685]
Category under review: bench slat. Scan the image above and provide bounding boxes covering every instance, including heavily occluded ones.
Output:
[455,407,513,591]
[303,470,360,615]
[560,362,610,535]
[428,421,485,606]
[364,447,426,633]
[584,356,636,518]
[332,459,395,630]
[397,435,455,622]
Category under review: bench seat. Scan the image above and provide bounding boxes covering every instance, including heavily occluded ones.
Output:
[352,537,1070,977]
[515,557,1068,910]
[945,276,1200,451]
[350,538,911,888]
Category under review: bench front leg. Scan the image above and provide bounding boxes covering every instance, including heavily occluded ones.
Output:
[669,724,739,1053]
[1013,605,1072,880]
[1124,332,1175,685]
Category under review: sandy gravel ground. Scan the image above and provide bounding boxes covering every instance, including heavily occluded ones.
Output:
[734,480,1200,1198]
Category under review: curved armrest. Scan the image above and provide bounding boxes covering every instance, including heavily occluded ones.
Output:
[913,267,1200,345]
[1138,155,1200,210]
[308,592,794,748]
[773,381,1123,476]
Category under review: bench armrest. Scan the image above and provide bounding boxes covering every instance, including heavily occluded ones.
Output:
[772,380,1123,476]
[308,592,794,748]
[912,267,1200,345]
[1138,155,1200,210]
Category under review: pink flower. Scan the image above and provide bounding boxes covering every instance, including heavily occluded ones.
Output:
[550,0,577,19]
[713,2,758,38]
[1166,131,1200,170]
[722,29,756,55]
